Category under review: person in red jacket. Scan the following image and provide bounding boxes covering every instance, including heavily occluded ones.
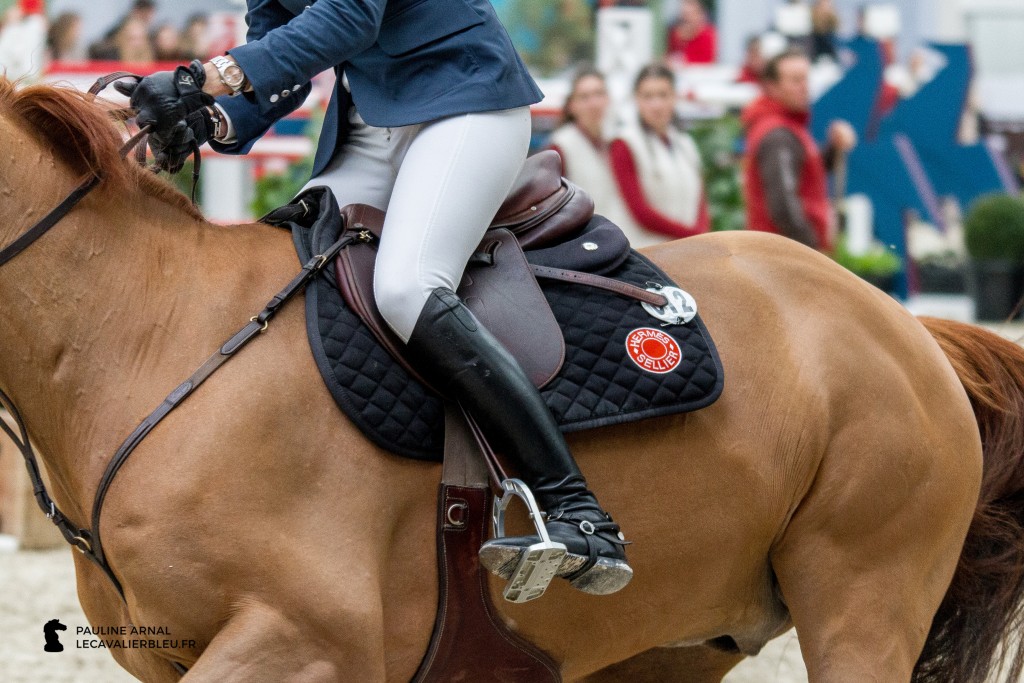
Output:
[742,48,856,251]
[666,0,717,64]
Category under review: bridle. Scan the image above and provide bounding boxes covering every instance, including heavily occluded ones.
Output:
[0,74,152,268]
[0,73,350,677]
[0,73,154,567]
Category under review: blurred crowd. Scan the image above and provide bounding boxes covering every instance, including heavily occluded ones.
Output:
[550,48,854,250]
[545,0,875,250]
[0,0,948,254]
[7,0,214,65]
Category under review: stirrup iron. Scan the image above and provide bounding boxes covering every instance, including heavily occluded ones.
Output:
[491,478,567,604]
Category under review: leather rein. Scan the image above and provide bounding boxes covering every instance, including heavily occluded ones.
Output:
[0,74,351,655]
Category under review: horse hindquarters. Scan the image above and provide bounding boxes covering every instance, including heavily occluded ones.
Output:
[917,318,1024,683]
[766,321,983,682]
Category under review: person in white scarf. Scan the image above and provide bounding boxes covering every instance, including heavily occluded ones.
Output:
[610,63,710,248]
[547,66,640,239]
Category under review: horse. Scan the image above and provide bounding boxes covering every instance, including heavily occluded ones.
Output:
[2,78,1024,683]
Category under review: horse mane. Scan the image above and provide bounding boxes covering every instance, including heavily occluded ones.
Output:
[0,78,204,221]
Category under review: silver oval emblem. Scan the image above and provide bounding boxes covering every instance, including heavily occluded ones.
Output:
[642,286,697,325]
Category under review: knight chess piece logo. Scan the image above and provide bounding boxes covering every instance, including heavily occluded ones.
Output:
[43,619,67,652]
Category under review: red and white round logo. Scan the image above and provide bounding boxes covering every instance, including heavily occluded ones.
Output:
[625,328,683,374]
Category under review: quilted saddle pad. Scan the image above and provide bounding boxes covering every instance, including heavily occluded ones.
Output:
[277,199,724,462]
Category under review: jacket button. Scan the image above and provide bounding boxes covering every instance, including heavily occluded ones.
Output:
[269,94,280,103]
[281,90,291,98]
[294,84,301,91]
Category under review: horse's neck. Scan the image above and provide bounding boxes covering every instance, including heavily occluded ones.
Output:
[0,188,292,523]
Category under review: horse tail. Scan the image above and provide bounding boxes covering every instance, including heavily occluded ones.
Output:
[916,316,1024,683]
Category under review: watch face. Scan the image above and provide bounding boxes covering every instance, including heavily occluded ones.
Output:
[224,66,245,88]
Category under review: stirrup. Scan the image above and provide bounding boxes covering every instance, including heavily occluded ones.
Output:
[490,478,567,604]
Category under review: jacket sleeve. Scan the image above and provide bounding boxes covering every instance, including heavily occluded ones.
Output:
[228,0,386,118]
[755,128,819,249]
[208,86,311,155]
[209,0,316,154]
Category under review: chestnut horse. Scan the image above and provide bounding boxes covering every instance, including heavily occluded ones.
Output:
[3,80,1024,683]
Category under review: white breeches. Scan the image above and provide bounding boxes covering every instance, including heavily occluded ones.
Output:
[304,105,532,342]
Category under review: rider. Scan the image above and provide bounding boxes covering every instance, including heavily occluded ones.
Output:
[118,0,631,595]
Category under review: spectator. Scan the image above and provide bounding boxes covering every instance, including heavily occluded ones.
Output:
[609,64,710,247]
[741,48,856,251]
[666,0,716,65]
[151,23,183,62]
[128,0,158,29]
[810,0,840,63]
[47,12,86,62]
[90,0,157,60]
[548,67,640,238]
[737,35,765,84]
[0,3,47,80]
[104,17,154,63]
[178,13,210,61]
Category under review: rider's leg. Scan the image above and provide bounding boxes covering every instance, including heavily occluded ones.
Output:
[373,107,631,595]
[301,106,418,209]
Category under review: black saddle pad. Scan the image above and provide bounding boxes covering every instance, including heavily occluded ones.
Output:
[272,192,724,462]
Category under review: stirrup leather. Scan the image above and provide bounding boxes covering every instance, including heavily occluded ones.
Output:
[490,479,567,604]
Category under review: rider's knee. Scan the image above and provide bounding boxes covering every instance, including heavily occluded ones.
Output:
[374,275,426,342]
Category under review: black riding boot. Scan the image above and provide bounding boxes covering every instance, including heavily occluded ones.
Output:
[405,288,632,595]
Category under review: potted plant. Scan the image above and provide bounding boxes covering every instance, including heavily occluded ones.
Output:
[963,193,1024,321]
[833,237,903,293]
[907,218,967,294]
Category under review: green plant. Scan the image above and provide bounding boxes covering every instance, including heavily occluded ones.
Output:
[963,193,1024,262]
[494,0,594,77]
[251,108,323,217]
[833,237,903,277]
[689,114,746,232]
[251,156,314,218]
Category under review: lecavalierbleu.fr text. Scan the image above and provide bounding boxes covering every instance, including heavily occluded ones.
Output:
[75,626,197,649]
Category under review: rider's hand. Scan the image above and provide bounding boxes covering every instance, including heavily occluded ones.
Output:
[148,120,197,175]
[115,61,214,141]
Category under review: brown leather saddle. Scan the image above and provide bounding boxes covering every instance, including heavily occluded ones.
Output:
[335,150,667,393]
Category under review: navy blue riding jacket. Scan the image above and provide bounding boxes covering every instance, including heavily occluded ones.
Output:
[210,0,544,176]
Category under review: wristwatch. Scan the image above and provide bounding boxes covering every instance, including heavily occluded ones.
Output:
[210,55,248,96]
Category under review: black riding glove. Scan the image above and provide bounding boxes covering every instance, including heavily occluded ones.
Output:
[148,120,197,175]
[115,61,217,173]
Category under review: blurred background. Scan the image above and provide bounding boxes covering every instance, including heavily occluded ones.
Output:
[0,0,1022,316]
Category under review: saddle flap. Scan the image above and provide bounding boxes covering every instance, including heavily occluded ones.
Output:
[334,206,564,390]
[460,229,564,388]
